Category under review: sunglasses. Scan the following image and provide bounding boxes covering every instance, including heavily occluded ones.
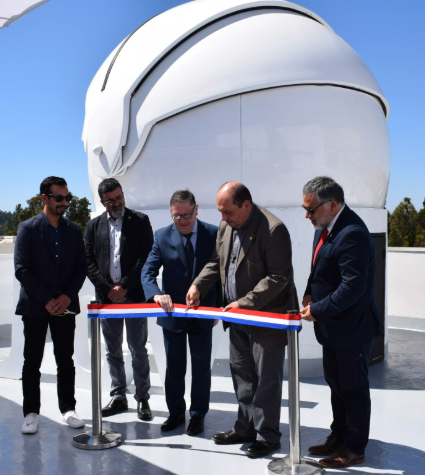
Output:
[46,193,73,203]
[302,200,331,215]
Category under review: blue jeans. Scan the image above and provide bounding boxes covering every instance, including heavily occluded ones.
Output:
[101,317,150,401]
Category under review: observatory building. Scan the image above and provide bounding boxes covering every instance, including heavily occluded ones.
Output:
[83,0,390,371]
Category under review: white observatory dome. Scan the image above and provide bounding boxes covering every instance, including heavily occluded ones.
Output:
[83,0,390,212]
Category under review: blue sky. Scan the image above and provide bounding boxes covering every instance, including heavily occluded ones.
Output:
[1,0,424,213]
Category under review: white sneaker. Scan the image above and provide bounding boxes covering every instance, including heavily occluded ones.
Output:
[61,410,85,429]
[22,413,39,434]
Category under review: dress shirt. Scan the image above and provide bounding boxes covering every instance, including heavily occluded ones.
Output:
[327,204,345,234]
[42,211,62,266]
[224,205,255,304]
[108,213,124,284]
[180,219,198,252]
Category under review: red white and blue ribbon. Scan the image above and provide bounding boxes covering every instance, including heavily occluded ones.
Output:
[87,303,301,331]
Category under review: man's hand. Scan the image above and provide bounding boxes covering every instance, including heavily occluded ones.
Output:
[186,285,200,307]
[302,294,312,307]
[300,305,316,322]
[47,294,71,315]
[223,301,240,312]
[108,284,127,303]
[154,294,173,312]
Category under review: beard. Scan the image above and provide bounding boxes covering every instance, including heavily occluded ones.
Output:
[109,207,125,220]
[311,206,333,230]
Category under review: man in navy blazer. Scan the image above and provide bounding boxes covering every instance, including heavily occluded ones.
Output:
[15,176,87,435]
[300,176,384,469]
[142,189,221,436]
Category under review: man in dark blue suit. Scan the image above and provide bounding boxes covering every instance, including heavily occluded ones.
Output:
[142,189,221,436]
[300,176,384,469]
[15,176,87,435]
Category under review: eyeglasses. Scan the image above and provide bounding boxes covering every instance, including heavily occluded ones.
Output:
[46,193,73,203]
[302,200,332,215]
[171,207,196,221]
[103,194,124,205]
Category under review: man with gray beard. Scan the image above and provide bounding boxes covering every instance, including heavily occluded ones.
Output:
[84,178,154,420]
[300,176,383,469]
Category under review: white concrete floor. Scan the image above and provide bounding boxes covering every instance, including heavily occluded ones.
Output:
[0,328,424,475]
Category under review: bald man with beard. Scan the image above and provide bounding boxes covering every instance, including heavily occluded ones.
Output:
[186,182,298,459]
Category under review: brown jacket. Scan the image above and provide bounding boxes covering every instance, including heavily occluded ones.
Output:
[193,204,298,351]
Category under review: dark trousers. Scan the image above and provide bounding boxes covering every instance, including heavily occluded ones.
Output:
[229,323,285,444]
[162,319,212,418]
[323,340,374,455]
[101,317,150,401]
[22,314,76,416]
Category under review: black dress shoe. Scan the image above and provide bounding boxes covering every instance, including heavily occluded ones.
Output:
[212,429,257,445]
[308,432,344,455]
[245,440,281,458]
[101,398,128,417]
[137,399,152,421]
[161,414,185,432]
[186,417,204,436]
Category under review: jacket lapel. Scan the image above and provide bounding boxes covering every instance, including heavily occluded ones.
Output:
[120,208,130,255]
[172,224,189,270]
[60,217,71,269]
[220,223,233,273]
[236,205,259,271]
[99,212,110,261]
[37,212,58,264]
[193,220,205,279]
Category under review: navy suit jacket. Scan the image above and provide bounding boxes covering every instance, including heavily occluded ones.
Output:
[84,208,154,304]
[142,219,221,332]
[15,212,87,318]
[305,206,384,348]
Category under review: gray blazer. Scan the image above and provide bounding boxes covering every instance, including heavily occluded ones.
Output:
[193,204,298,351]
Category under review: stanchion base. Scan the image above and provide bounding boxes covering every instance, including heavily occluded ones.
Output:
[267,456,323,474]
[73,430,121,450]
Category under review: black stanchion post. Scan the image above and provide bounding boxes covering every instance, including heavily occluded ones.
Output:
[267,319,323,475]
[73,301,121,450]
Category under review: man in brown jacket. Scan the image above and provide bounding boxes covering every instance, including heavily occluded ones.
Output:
[186,182,298,458]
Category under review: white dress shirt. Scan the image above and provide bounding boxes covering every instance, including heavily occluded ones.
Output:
[180,219,198,252]
[327,204,346,234]
[108,213,124,284]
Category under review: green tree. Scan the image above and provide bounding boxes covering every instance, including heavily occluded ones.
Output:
[388,197,418,247]
[65,196,91,235]
[0,210,13,235]
[4,204,23,235]
[4,194,92,236]
[417,198,425,230]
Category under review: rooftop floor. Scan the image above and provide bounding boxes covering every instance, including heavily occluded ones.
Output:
[0,327,424,475]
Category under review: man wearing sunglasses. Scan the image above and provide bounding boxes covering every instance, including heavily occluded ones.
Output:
[15,176,87,435]
[84,178,154,420]
[300,176,383,469]
[142,189,221,436]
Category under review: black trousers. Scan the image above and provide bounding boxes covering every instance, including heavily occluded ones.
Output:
[22,314,76,416]
[162,319,212,418]
[323,340,374,455]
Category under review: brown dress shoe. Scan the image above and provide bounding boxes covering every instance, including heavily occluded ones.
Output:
[308,432,344,455]
[320,446,365,468]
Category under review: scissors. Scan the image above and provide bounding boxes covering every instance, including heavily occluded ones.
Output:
[184,304,192,313]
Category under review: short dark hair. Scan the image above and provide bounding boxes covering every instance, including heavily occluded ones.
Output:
[220,182,252,208]
[170,189,196,207]
[98,178,122,199]
[303,176,345,204]
[40,176,67,197]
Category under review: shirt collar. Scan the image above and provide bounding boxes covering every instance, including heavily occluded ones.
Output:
[181,219,198,237]
[107,211,124,223]
[238,204,255,231]
[42,211,62,228]
[327,204,345,234]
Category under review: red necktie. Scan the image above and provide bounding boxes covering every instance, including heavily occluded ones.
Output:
[313,228,328,265]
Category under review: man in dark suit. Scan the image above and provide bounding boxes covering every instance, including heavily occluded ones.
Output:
[142,189,221,436]
[186,182,298,458]
[300,176,384,469]
[84,178,154,420]
[15,176,87,434]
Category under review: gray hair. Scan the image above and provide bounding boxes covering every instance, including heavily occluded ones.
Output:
[303,176,345,204]
[170,189,196,207]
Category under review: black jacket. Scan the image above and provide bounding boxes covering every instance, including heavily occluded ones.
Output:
[15,212,87,318]
[84,208,154,303]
